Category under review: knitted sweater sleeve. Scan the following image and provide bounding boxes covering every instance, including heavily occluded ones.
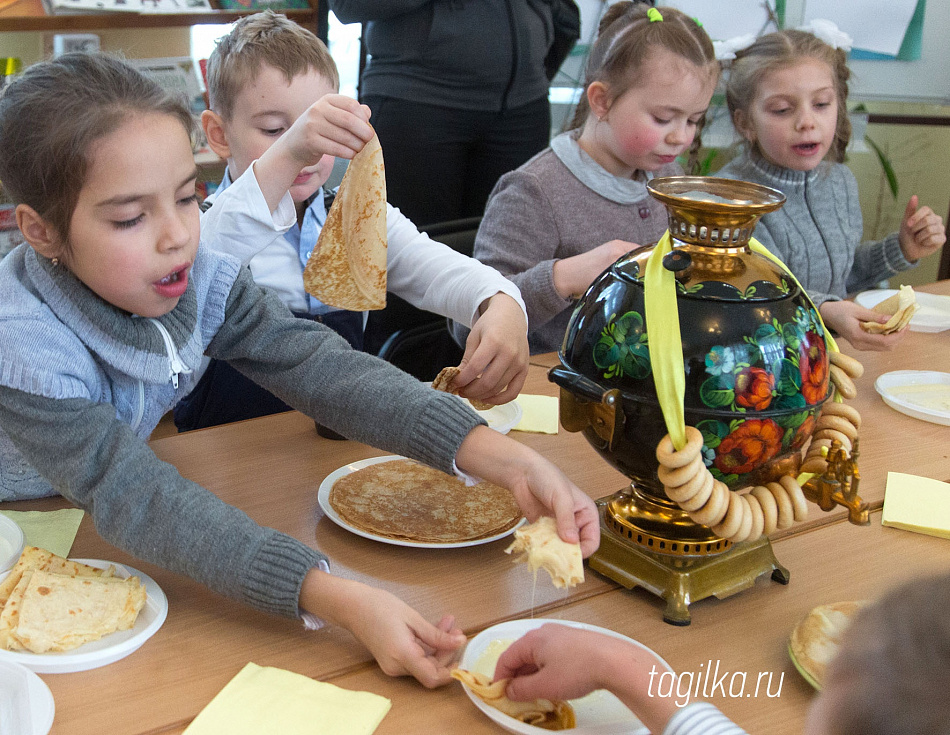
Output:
[842,167,915,294]
[207,266,485,475]
[474,170,572,333]
[0,387,326,619]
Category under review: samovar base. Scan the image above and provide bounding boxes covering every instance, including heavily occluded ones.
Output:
[588,501,790,625]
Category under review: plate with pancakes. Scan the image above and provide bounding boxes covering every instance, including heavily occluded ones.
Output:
[788,600,865,690]
[856,288,950,333]
[0,555,167,674]
[455,619,664,734]
[319,456,525,548]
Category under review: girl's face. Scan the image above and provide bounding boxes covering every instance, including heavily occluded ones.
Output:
[581,47,717,178]
[736,57,838,171]
[64,112,200,318]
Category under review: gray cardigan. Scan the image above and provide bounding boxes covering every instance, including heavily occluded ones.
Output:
[473,131,679,354]
[0,244,483,619]
[716,151,914,305]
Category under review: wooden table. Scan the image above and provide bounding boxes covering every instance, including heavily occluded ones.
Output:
[7,281,949,735]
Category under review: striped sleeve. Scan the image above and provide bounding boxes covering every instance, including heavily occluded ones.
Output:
[663,702,748,735]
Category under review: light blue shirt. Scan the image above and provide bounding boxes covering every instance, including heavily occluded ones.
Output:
[216,169,335,315]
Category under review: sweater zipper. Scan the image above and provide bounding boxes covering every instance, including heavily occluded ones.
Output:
[131,381,145,433]
[149,319,192,390]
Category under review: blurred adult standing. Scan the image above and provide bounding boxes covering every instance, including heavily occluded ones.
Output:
[329,0,561,227]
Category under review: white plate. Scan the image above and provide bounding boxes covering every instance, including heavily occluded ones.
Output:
[0,514,25,573]
[458,619,673,735]
[0,559,168,674]
[875,370,950,426]
[458,397,523,435]
[855,289,950,332]
[0,661,55,735]
[317,456,525,549]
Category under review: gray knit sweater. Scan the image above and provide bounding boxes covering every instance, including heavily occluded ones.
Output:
[0,244,483,619]
[473,130,679,354]
[716,151,914,305]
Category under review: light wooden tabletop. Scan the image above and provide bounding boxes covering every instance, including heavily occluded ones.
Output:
[6,281,949,735]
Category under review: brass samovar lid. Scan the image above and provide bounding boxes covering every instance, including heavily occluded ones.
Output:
[647,176,786,249]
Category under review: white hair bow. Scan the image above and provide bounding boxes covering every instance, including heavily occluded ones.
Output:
[798,18,853,52]
[713,33,757,61]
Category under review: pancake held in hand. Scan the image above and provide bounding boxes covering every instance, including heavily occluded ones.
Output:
[0,569,146,653]
[303,132,387,310]
[789,600,865,689]
[505,517,584,589]
[431,366,493,411]
[452,668,576,730]
[328,459,522,543]
[861,285,920,334]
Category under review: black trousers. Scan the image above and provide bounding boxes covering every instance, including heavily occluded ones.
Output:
[173,310,364,432]
[362,94,551,228]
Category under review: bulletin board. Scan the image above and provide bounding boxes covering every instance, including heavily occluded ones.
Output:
[663,0,950,104]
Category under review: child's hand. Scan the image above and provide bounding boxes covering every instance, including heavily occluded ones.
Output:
[455,427,600,557]
[820,300,908,352]
[280,94,373,169]
[552,240,637,300]
[301,571,466,688]
[455,294,529,406]
[494,624,609,701]
[494,624,679,734]
[899,195,946,262]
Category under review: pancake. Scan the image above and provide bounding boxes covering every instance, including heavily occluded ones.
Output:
[1,569,146,653]
[862,285,919,334]
[788,600,865,689]
[452,668,576,730]
[505,517,584,589]
[328,459,522,543]
[431,366,493,411]
[0,545,115,607]
[303,131,387,310]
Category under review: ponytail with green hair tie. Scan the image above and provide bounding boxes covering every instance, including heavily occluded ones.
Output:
[647,7,663,22]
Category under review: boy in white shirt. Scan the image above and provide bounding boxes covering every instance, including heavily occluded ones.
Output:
[178,10,529,430]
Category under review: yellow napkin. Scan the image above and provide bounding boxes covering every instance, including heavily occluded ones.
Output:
[0,509,84,558]
[184,663,391,735]
[513,394,559,434]
[882,472,950,539]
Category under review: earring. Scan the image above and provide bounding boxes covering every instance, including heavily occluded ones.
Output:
[50,257,59,266]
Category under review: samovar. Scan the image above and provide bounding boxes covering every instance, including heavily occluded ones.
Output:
[550,177,868,624]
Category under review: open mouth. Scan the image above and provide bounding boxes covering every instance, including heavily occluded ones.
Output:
[157,269,184,286]
[793,143,821,155]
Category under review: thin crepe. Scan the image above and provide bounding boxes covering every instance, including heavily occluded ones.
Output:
[452,668,576,730]
[505,517,584,589]
[861,285,919,334]
[303,132,387,310]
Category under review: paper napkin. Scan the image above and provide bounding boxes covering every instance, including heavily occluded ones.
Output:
[882,472,950,539]
[0,509,85,558]
[183,663,391,735]
[514,394,559,434]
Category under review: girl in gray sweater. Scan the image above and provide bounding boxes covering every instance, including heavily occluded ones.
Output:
[717,27,945,351]
[473,4,719,354]
[0,53,599,687]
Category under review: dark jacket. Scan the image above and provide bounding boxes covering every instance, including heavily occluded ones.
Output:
[329,0,555,111]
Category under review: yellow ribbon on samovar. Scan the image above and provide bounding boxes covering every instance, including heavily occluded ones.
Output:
[644,233,839,453]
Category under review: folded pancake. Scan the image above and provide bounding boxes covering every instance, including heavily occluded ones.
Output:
[789,600,865,689]
[328,458,522,543]
[431,366,493,411]
[505,517,584,589]
[862,285,919,334]
[0,545,114,606]
[303,131,387,310]
[1,569,147,653]
[452,668,575,730]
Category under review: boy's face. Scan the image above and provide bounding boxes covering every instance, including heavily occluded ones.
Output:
[222,64,337,203]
